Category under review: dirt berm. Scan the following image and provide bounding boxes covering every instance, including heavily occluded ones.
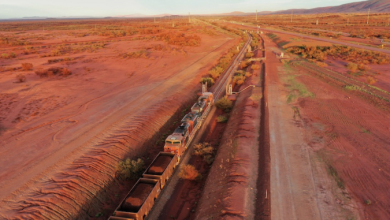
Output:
[195,66,263,219]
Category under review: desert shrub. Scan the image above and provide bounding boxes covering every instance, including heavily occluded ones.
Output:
[193,142,216,165]
[35,67,72,77]
[367,76,377,85]
[209,69,220,80]
[116,158,145,180]
[122,50,149,59]
[240,61,250,69]
[215,97,233,112]
[16,74,26,83]
[193,142,214,156]
[245,52,254,58]
[216,115,228,123]
[346,62,358,73]
[200,77,214,87]
[1,52,16,59]
[251,64,260,70]
[358,63,370,71]
[21,63,33,71]
[244,72,252,77]
[251,40,259,48]
[158,32,201,46]
[179,165,202,181]
[35,69,47,77]
[233,75,246,85]
[316,62,328,67]
[345,85,360,91]
[208,66,224,80]
[287,44,390,64]
[327,165,345,189]
[235,70,244,75]
[236,79,245,85]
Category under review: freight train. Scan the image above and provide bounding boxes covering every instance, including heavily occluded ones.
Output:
[109,91,214,220]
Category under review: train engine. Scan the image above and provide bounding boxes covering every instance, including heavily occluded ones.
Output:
[191,92,214,117]
[164,112,197,156]
[163,92,214,157]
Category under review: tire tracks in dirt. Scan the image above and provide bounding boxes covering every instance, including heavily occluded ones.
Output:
[0,37,236,219]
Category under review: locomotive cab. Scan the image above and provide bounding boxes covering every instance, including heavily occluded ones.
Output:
[164,134,183,155]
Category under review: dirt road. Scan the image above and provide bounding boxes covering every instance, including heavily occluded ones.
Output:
[264,35,350,220]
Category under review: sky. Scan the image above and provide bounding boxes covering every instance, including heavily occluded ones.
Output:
[0,0,368,19]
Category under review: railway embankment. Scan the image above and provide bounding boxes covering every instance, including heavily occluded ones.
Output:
[195,57,264,219]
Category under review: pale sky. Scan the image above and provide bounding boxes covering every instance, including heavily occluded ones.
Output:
[0,0,367,19]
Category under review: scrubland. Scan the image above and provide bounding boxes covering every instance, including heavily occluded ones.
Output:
[0,17,241,219]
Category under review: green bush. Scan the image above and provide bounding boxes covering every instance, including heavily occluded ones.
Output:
[193,142,215,165]
[216,115,228,123]
[116,158,145,180]
[200,77,215,87]
[193,142,214,156]
[233,75,246,85]
[209,67,223,80]
[215,97,233,112]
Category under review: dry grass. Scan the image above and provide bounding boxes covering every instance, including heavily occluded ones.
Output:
[179,165,202,181]
[287,45,390,64]
[35,67,72,77]
[121,50,149,59]
[215,97,233,112]
[251,64,260,70]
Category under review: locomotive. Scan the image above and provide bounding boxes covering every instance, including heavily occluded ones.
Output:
[164,92,214,157]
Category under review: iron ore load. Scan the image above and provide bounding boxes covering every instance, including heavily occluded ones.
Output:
[109,91,213,220]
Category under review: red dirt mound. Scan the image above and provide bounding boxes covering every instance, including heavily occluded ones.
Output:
[195,62,263,219]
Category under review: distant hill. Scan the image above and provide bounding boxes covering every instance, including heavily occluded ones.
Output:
[272,0,390,14]
[219,11,246,15]
[115,13,148,18]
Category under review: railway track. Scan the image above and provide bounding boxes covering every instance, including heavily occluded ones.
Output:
[213,34,252,99]
[108,33,252,220]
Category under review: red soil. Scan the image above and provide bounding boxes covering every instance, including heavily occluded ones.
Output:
[296,69,390,220]
[148,156,172,174]
[324,58,390,92]
[121,183,154,212]
[0,25,238,219]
